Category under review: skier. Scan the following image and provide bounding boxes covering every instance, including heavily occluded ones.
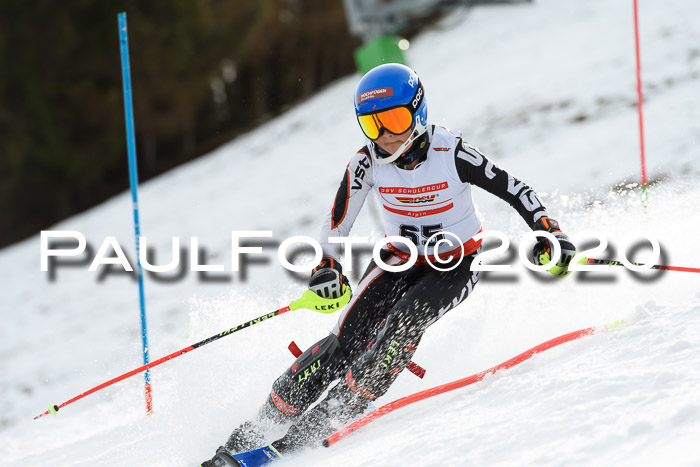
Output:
[201,63,576,466]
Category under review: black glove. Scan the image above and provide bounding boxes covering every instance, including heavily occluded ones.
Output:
[532,217,577,278]
[309,257,350,299]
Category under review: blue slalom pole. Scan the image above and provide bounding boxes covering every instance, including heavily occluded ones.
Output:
[118,12,152,414]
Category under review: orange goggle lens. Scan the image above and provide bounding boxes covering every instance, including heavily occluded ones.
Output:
[357,107,414,140]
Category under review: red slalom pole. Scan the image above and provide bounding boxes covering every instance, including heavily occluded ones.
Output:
[586,258,700,274]
[324,326,602,447]
[632,0,648,206]
[34,290,350,420]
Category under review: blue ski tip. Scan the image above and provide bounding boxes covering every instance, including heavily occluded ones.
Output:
[232,445,282,467]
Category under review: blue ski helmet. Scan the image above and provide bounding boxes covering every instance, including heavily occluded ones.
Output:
[354,63,428,164]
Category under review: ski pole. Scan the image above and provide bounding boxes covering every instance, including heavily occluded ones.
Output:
[585,258,700,274]
[33,289,350,420]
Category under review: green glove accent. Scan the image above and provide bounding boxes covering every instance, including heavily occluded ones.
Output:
[48,404,59,416]
[538,252,574,278]
[289,286,351,314]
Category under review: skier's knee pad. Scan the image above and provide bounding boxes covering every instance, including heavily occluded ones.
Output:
[266,333,346,421]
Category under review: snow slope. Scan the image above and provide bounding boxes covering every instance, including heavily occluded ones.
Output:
[1,0,699,465]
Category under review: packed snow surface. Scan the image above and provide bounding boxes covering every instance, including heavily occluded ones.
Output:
[2,0,699,465]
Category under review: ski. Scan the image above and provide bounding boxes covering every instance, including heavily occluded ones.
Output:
[231,445,282,467]
[200,445,282,467]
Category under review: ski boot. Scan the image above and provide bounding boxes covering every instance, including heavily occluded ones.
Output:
[223,419,268,454]
[200,446,239,467]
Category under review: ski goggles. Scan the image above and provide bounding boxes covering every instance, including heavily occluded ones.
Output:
[357,106,415,140]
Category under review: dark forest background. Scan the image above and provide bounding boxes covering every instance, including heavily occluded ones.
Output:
[0,0,360,248]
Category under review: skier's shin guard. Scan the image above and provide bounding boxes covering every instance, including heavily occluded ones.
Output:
[262,333,346,423]
[344,313,423,400]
